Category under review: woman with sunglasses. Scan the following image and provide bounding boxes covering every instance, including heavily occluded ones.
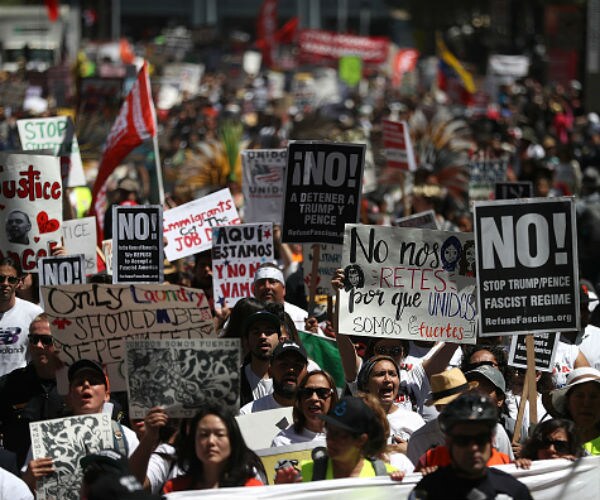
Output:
[271,370,338,446]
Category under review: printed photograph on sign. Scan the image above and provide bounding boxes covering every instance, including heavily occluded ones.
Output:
[30,414,112,500]
[41,283,215,392]
[62,217,98,275]
[474,197,579,336]
[0,152,63,272]
[125,338,241,418]
[508,333,560,372]
[211,223,274,308]
[338,224,477,344]
[163,188,241,261]
[242,149,286,224]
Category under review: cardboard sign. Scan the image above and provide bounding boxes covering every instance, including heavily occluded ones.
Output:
[339,55,362,87]
[474,198,579,336]
[211,223,274,308]
[302,243,342,297]
[395,210,439,230]
[62,217,98,275]
[282,142,365,245]
[495,181,533,200]
[0,152,63,272]
[39,255,86,287]
[469,156,508,201]
[508,333,560,372]
[382,119,417,171]
[256,442,317,485]
[113,205,163,283]
[242,149,286,224]
[163,188,241,261]
[125,338,241,418]
[30,414,113,500]
[41,283,215,392]
[17,116,86,187]
[338,224,477,343]
[236,407,294,450]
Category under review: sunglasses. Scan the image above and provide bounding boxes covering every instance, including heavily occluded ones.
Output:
[299,387,333,400]
[540,439,570,454]
[375,346,404,356]
[29,334,54,347]
[450,433,491,447]
[0,275,19,285]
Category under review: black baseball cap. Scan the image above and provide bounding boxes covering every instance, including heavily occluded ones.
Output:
[271,341,308,363]
[243,310,281,335]
[68,359,108,387]
[319,396,375,435]
[81,449,129,474]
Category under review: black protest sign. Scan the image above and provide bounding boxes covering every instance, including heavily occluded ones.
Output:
[474,198,579,336]
[495,182,533,200]
[281,142,365,244]
[113,205,163,283]
[38,255,86,286]
[508,332,559,372]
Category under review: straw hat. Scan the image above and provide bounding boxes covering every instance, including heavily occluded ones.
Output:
[425,367,478,406]
[543,367,600,418]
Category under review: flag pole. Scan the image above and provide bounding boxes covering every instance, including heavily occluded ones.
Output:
[153,134,165,206]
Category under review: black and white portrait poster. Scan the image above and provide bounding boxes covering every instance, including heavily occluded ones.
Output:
[30,414,112,500]
[474,197,579,336]
[242,149,286,224]
[281,141,365,245]
[125,338,242,418]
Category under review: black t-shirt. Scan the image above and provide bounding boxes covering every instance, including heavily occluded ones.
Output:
[410,465,533,500]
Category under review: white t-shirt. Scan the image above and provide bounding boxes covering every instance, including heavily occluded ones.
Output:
[388,451,416,474]
[284,301,309,332]
[553,336,583,388]
[271,426,326,447]
[386,408,425,443]
[0,467,32,500]
[579,324,600,371]
[146,443,182,494]
[0,298,43,377]
[244,364,274,400]
[239,393,283,415]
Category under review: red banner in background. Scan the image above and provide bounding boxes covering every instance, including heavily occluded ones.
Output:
[298,30,390,64]
[257,0,278,67]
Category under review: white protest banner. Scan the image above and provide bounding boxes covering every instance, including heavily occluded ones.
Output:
[62,217,98,275]
[338,224,477,343]
[282,142,365,245]
[495,181,533,200]
[382,119,416,171]
[0,152,63,272]
[17,116,86,187]
[211,223,274,308]
[125,338,241,418]
[41,283,215,392]
[30,414,112,500]
[508,333,560,372]
[469,155,508,201]
[113,205,163,283]
[474,197,579,336]
[163,188,241,261]
[302,243,342,297]
[395,210,439,229]
[241,149,286,224]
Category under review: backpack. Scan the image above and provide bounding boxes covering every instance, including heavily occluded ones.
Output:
[111,420,129,457]
[311,454,387,481]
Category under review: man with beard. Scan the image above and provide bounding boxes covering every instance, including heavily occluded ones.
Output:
[239,341,308,414]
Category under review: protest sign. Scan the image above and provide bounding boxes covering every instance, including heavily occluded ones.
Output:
[282,142,364,245]
[256,442,317,485]
[41,283,215,392]
[469,155,508,201]
[62,217,98,275]
[102,239,113,276]
[163,188,241,261]
[0,152,63,272]
[241,149,286,224]
[338,224,477,343]
[30,413,113,500]
[39,255,86,287]
[339,55,363,87]
[298,30,390,64]
[474,197,579,336]
[495,181,533,200]
[302,243,342,297]
[125,338,241,418]
[113,205,163,283]
[508,333,560,372]
[236,407,294,450]
[211,223,274,308]
[382,119,417,171]
[17,116,86,187]
[395,210,439,229]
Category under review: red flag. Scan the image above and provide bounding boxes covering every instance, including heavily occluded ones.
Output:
[257,0,278,67]
[44,0,59,22]
[90,61,156,240]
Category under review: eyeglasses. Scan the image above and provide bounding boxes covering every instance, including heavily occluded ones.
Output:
[450,433,491,447]
[28,334,54,347]
[299,387,333,400]
[0,275,19,285]
[540,439,570,454]
[375,346,404,357]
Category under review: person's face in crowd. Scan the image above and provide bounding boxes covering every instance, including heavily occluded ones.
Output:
[373,339,405,364]
[367,360,399,408]
[67,368,109,415]
[412,195,433,215]
[467,350,498,370]
[326,424,367,463]
[537,427,571,460]
[470,377,503,409]
[567,382,600,428]
[194,254,213,289]
[254,277,285,303]
[535,177,551,198]
[28,320,56,370]
[447,422,492,478]
[0,264,20,305]
[347,268,360,287]
[269,353,307,399]
[6,211,31,243]
[299,373,334,431]
[246,319,280,360]
[457,215,473,233]
[195,414,231,469]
